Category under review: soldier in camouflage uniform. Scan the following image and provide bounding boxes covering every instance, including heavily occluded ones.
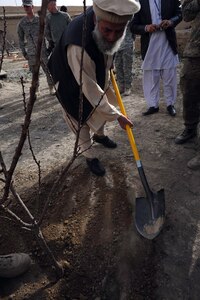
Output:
[114,22,135,96]
[175,0,200,170]
[17,0,55,95]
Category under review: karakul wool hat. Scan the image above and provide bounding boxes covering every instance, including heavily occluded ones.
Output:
[93,0,140,24]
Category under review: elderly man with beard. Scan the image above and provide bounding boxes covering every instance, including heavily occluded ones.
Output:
[48,0,140,176]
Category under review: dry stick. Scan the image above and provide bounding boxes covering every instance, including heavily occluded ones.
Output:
[0,0,105,276]
[0,1,49,205]
[1,203,63,277]
[37,155,76,226]
[20,77,41,186]
[25,0,64,276]
[0,7,6,73]
[27,134,41,211]
[35,227,64,277]
[73,1,107,155]
[73,1,87,157]
[38,2,88,225]
[0,152,64,276]
[20,76,42,213]
[0,208,64,277]
[0,89,35,205]
[0,151,33,227]
[0,205,32,228]
[0,0,64,276]
[20,76,27,112]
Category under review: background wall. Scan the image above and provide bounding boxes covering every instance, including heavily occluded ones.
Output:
[0,6,83,51]
[0,6,191,55]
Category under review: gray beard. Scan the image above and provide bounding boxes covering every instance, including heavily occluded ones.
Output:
[92,24,126,55]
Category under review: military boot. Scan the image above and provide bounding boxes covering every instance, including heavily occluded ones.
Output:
[0,253,31,278]
[175,127,197,144]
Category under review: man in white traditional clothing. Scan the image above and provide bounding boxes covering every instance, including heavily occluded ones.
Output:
[130,0,182,116]
[48,0,140,176]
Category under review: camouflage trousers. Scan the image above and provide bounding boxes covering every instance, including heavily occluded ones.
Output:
[28,54,53,87]
[114,46,134,93]
[180,58,200,129]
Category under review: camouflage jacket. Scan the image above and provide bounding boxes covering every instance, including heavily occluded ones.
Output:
[17,15,46,58]
[182,0,200,57]
[118,23,135,51]
[45,11,71,47]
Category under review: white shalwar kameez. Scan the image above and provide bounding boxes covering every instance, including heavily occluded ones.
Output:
[142,0,179,108]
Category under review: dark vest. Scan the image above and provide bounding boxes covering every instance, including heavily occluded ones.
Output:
[48,7,106,122]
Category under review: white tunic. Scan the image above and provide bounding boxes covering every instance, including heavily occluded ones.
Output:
[67,45,121,133]
[142,0,179,70]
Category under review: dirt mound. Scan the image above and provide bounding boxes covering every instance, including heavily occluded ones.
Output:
[0,54,200,299]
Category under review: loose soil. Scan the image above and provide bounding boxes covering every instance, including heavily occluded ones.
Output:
[0,53,200,300]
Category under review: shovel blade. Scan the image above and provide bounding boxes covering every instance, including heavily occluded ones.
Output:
[135,189,165,240]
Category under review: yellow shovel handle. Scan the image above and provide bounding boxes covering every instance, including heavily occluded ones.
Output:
[110,70,140,162]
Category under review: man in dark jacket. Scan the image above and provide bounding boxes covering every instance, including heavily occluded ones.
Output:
[48,0,140,176]
[130,0,182,116]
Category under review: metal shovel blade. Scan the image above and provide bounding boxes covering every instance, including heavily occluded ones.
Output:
[135,189,165,240]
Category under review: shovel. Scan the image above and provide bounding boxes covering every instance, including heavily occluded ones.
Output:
[110,70,165,240]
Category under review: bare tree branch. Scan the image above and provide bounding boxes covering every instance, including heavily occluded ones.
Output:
[0,1,108,278]
[0,7,6,72]
[0,0,48,204]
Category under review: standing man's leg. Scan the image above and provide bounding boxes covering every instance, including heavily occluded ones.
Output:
[41,54,56,95]
[142,70,160,115]
[175,58,200,144]
[162,67,177,116]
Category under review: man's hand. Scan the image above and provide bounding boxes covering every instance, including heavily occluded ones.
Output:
[117,115,133,130]
[145,24,159,32]
[159,19,173,30]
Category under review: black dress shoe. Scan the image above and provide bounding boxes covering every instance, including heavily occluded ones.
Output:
[86,158,105,176]
[175,127,197,144]
[167,105,176,116]
[142,107,159,116]
[93,135,117,148]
